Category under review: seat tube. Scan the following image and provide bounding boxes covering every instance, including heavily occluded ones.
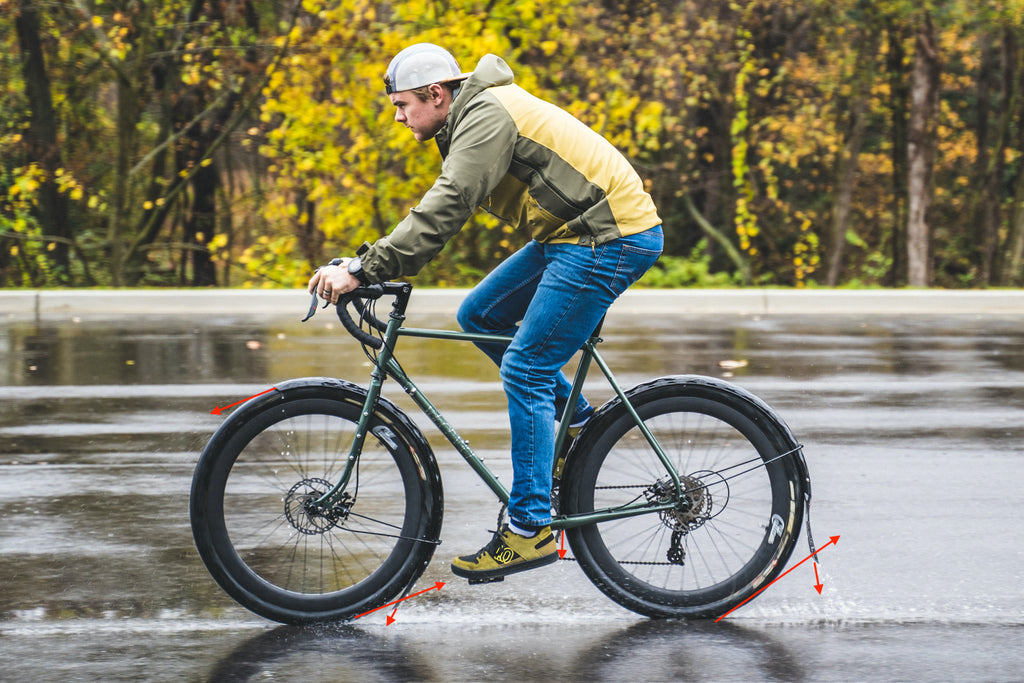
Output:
[554,342,595,456]
[591,348,683,493]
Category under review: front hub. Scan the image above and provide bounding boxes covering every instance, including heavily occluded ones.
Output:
[283,478,351,535]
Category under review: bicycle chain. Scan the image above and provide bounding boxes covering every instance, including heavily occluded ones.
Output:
[559,481,703,566]
[552,557,679,565]
[589,482,691,565]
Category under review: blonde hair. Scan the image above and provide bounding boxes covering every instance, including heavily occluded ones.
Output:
[409,82,459,102]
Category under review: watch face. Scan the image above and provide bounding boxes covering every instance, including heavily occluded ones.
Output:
[347,257,361,274]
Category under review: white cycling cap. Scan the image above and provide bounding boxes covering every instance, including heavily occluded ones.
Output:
[384,43,472,95]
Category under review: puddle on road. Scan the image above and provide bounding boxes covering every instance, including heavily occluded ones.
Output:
[2,312,1023,680]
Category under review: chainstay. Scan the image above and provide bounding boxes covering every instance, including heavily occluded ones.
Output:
[570,447,806,567]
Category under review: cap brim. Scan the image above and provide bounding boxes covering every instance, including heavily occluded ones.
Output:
[439,72,473,85]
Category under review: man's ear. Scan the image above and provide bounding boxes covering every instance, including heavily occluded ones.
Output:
[429,83,446,104]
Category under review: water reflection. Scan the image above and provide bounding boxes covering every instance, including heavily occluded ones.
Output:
[4,312,1024,389]
[206,624,436,682]
[204,618,804,682]
[574,619,805,682]
[0,320,275,387]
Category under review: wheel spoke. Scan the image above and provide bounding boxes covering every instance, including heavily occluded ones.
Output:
[191,393,441,623]
[228,424,407,594]
[566,381,803,618]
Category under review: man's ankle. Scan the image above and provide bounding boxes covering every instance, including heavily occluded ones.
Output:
[508,520,538,538]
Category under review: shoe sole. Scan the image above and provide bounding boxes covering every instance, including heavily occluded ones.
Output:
[450,551,558,583]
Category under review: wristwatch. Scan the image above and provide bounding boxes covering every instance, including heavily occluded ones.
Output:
[346,256,370,286]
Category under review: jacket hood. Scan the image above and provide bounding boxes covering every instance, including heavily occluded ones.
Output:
[448,54,514,122]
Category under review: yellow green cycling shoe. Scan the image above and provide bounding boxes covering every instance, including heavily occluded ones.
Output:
[451,524,558,584]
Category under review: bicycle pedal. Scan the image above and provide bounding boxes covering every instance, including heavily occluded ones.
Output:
[467,576,505,585]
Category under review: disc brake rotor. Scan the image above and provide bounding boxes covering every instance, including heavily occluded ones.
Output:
[283,478,351,535]
[645,474,714,534]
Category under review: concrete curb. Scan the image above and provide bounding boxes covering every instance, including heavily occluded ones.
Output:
[2,288,1024,322]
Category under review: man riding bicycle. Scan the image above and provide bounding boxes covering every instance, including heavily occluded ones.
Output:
[308,43,662,582]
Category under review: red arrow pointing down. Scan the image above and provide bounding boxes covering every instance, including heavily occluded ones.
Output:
[354,581,446,624]
[716,535,840,622]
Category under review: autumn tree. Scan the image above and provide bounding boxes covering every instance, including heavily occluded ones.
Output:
[250,0,582,287]
[1,0,293,287]
[7,0,1024,290]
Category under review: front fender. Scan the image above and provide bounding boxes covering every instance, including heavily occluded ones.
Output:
[204,377,438,488]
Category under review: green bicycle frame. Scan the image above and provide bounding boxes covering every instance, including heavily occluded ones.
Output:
[315,298,684,531]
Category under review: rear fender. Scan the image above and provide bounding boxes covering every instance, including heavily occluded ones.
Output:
[562,374,812,542]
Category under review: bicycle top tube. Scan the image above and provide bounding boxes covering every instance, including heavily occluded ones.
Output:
[316,282,605,350]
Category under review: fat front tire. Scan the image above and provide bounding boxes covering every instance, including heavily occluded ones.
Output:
[190,380,443,624]
[563,376,805,619]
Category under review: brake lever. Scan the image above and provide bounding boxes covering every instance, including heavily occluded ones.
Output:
[300,292,330,322]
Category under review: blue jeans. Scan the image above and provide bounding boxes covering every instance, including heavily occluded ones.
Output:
[456,226,663,528]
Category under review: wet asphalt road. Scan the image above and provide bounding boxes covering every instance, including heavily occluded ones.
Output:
[1,290,1023,681]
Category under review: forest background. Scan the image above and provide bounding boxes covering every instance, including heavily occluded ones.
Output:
[3,0,1024,290]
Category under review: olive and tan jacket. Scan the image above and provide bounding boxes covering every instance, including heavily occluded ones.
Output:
[361,54,661,283]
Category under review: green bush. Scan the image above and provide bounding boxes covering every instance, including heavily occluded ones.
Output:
[638,242,740,288]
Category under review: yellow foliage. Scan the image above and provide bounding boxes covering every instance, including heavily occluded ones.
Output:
[202,0,1017,289]
[255,0,581,280]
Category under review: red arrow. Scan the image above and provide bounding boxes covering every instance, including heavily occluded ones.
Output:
[211,388,276,415]
[558,530,567,559]
[354,581,445,622]
[813,562,823,594]
[386,607,398,626]
[716,535,839,622]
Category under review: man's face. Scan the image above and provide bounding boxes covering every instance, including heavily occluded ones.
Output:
[389,86,449,142]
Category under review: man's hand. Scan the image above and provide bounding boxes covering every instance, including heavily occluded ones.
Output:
[308,259,360,305]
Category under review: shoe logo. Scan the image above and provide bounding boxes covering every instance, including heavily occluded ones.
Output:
[495,546,516,564]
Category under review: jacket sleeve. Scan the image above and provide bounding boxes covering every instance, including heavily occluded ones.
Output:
[360,93,518,282]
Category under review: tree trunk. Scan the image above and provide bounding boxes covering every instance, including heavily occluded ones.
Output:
[976,29,1017,285]
[826,26,877,287]
[906,16,940,288]
[1003,158,1024,285]
[188,162,218,286]
[993,29,1024,285]
[885,22,910,286]
[108,74,137,288]
[1000,63,1024,285]
[295,190,321,267]
[826,99,867,286]
[15,0,70,281]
